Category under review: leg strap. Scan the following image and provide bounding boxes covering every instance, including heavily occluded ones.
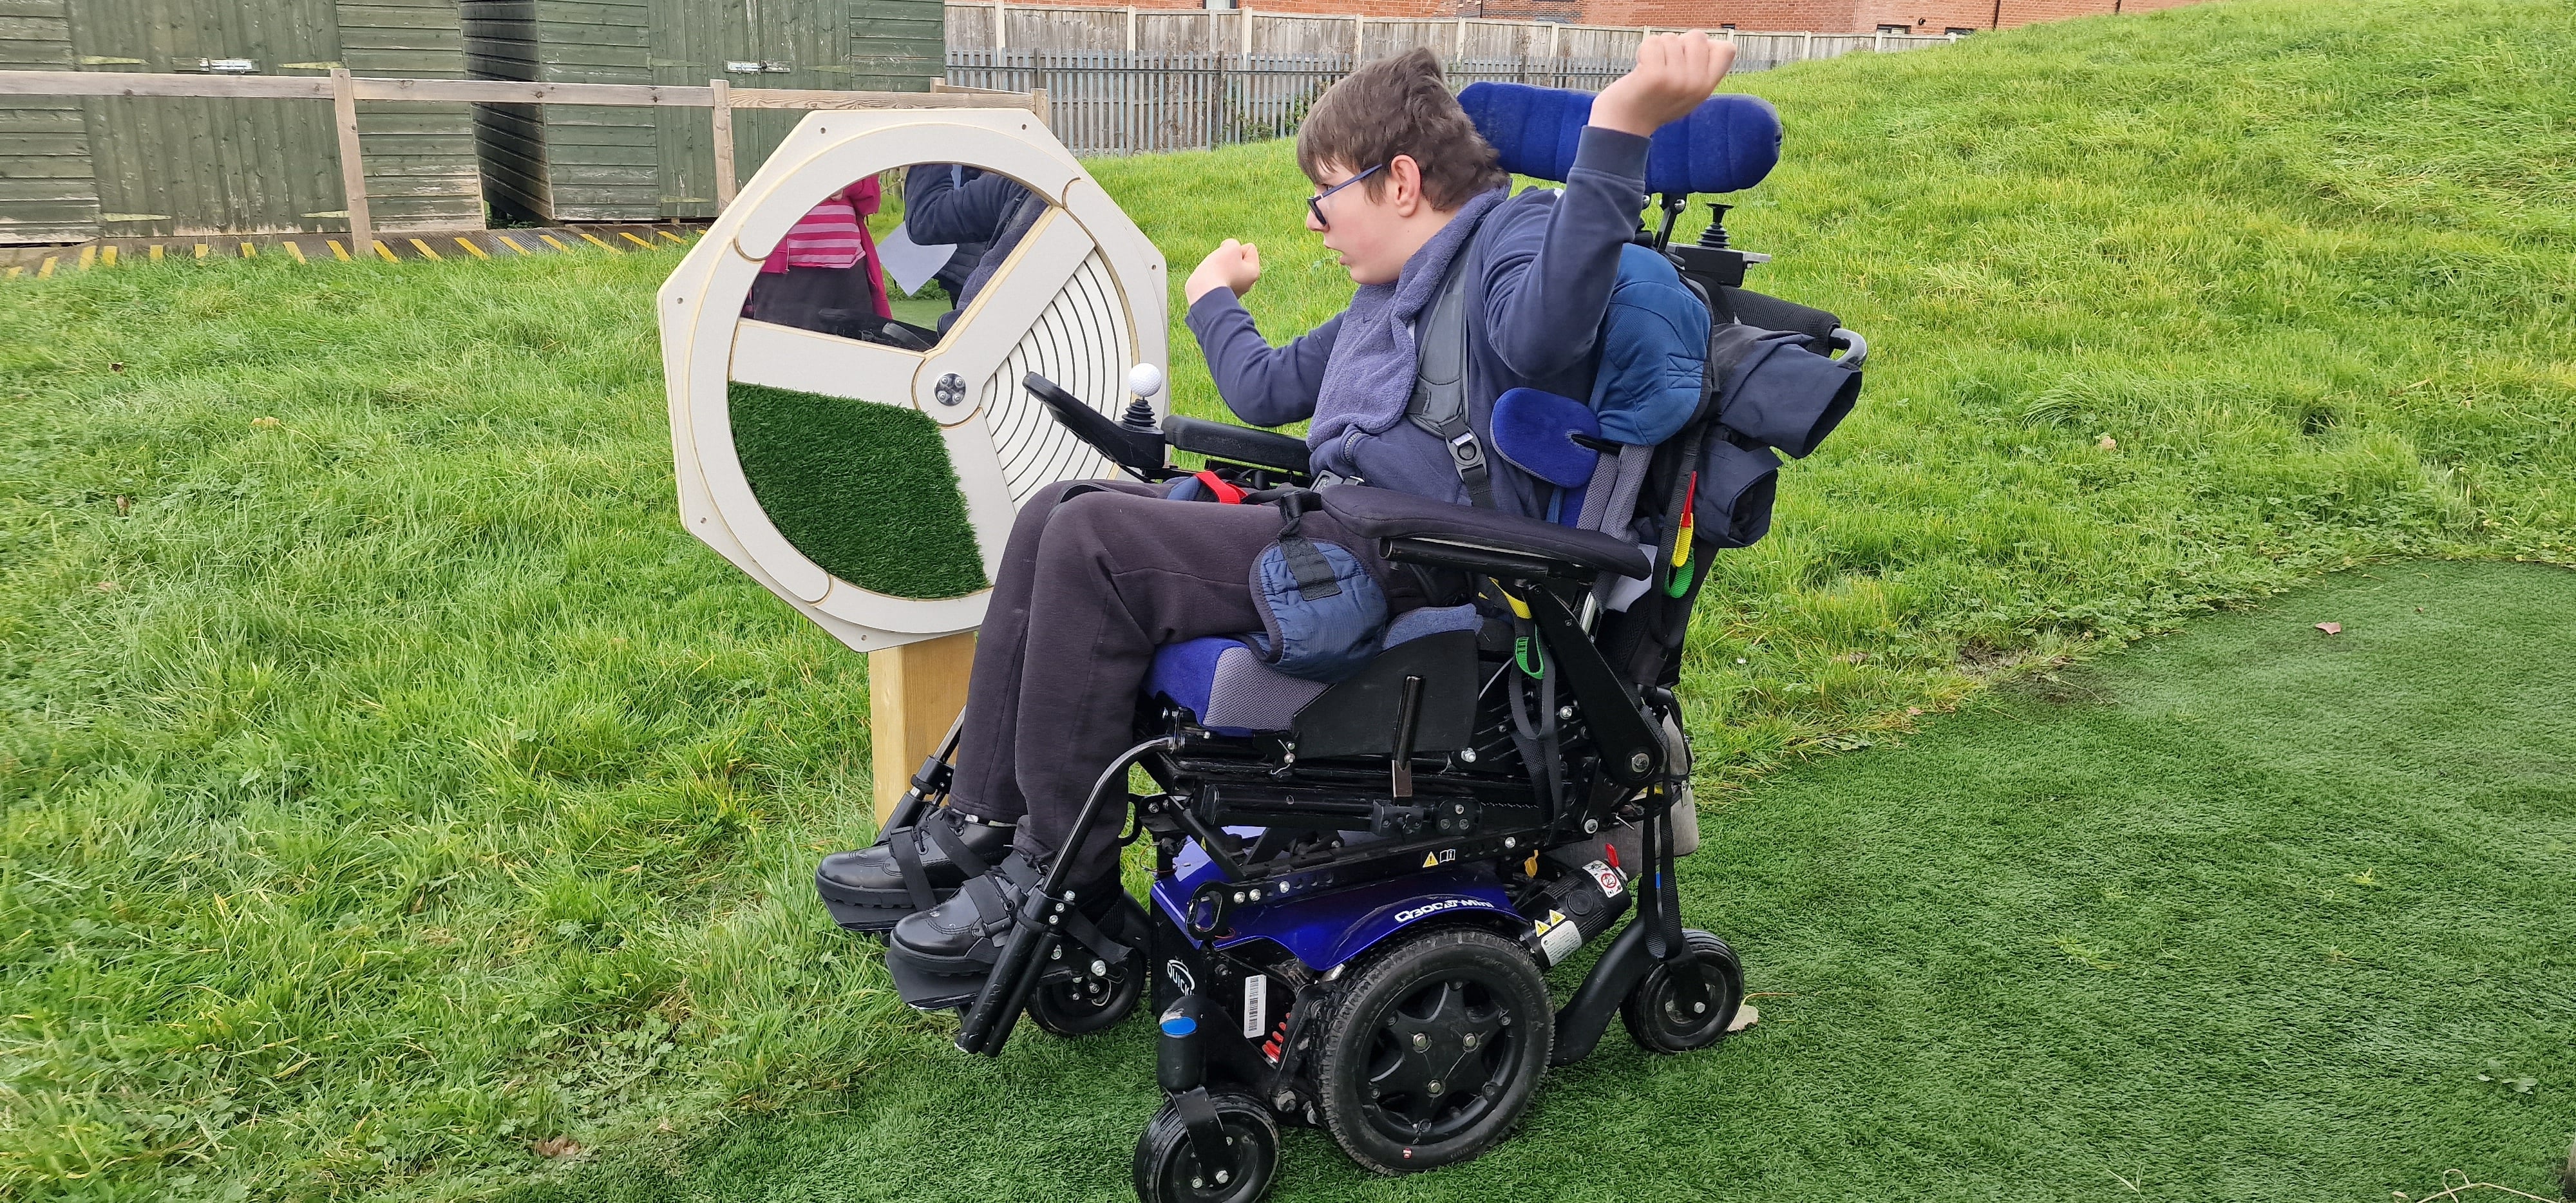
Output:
[1057,905,1132,969]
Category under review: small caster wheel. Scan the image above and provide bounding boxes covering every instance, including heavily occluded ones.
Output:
[1028,897,1147,1037]
[1620,929,1744,1054]
[1132,1092,1279,1203]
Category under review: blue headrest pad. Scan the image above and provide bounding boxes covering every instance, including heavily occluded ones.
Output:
[1457,82,1782,196]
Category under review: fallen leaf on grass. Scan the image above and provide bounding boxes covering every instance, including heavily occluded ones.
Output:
[531,1136,582,1159]
[2096,434,2118,450]
[2315,621,2342,634]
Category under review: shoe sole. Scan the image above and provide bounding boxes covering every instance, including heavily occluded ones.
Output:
[820,895,925,935]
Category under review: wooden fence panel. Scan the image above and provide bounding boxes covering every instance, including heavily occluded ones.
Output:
[938,6,1958,158]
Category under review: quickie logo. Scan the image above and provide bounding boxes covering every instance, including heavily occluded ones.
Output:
[1394,896,1501,924]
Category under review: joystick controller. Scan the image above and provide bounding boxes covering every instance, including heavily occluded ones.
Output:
[1121,362,1164,432]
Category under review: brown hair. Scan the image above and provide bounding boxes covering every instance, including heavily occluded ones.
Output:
[1296,47,1507,211]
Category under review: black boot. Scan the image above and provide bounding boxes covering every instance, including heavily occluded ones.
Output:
[814,808,1015,933]
[884,848,1120,980]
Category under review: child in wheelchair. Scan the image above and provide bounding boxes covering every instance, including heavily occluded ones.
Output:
[817,31,1868,1202]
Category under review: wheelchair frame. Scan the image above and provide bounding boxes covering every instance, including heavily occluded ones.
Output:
[863,192,1860,1200]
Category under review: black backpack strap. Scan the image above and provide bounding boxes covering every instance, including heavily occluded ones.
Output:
[1406,240,1494,509]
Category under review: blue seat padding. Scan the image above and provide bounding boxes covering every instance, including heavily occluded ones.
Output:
[1149,604,1483,735]
[1457,82,1781,196]
[1492,388,1599,488]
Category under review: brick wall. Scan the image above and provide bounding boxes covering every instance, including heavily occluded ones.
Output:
[1584,0,2181,31]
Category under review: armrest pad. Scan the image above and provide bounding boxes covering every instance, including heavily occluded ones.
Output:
[1318,485,1651,579]
[1164,416,1312,475]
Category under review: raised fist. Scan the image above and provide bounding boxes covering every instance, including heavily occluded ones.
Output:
[1590,31,1738,137]
[1185,238,1263,304]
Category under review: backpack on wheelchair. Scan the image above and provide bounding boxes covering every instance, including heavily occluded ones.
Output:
[837,82,1866,1203]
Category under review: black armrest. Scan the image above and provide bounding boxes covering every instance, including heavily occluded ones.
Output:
[1318,485,1651,580]
[1164,416,1311,475]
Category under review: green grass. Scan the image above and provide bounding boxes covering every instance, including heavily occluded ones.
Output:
[727,383,985,598]
[1,0,2571,1197]
[508,560,2576,1202]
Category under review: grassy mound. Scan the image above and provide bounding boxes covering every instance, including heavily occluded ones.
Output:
[1,0,2569,1197]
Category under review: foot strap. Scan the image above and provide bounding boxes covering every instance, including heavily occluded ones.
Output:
[886,824,939,913]
[923,811,996,880]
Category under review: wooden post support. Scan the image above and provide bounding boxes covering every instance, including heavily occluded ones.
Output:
[869,631,977,822]
[328,68,372,260]
[1027,86,1050,129]
[708,78,736,211]
[1241,4,1253,57]
[1352,14,1364,60]
[994,0,1006,50]
[1126,5,1137,53]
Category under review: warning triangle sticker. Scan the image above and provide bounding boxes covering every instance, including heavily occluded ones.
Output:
[1422,852,1440,868]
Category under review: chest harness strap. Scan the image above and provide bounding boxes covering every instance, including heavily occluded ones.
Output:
[1405,240,1495,511]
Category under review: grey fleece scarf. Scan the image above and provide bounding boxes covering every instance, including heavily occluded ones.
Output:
[1309,187,1509,451]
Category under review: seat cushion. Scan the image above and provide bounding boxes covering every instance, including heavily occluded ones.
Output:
[1147,604,1483,735]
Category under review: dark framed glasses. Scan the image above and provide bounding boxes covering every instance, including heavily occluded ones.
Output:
[1306,163,1384,230]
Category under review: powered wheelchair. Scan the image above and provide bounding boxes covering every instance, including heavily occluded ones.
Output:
[825,82,1867,1203]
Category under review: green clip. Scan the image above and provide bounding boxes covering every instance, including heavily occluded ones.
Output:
[1663,553,1696,598]
[1514,633,1546,679]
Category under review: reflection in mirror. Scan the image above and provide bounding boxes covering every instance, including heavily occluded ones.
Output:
[743,164,1046,354]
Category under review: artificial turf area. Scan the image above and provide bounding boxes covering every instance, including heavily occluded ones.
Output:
[2,0,2572,1197]
[511,559,2576,1202]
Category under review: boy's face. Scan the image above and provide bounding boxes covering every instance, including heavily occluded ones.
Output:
[1307,156,1435,288]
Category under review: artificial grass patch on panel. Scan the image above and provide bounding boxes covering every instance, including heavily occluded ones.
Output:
[726,381,987,599]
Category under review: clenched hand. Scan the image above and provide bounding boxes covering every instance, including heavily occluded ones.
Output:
[1589,31,1738,137]
[1185,239,1263,304]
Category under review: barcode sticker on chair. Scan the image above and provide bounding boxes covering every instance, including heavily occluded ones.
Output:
[1242,974,1267,1038]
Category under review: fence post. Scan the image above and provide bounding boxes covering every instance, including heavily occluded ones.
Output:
[1801,30,1814,59]
[1875,30,1886,50]
[1455,16,1466,60]
[993,0,1005,50]
[1548,20,1560,59]
[1125,5,1137,53]
[709,78,736,211]
[1242,5,1253,57]
[327,68,372,258]
[1352,14,1363,59]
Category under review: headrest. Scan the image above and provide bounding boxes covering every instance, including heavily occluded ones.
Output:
[1457,82,1781,196]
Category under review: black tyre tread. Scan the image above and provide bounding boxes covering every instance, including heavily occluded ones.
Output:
[1618,929,1743,1054]
[1131,1093,1280,1203]
[1314,925,1553,1176]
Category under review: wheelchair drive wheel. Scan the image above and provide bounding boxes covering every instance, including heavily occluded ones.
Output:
[1620,929,1744,1054]
[1314,927,1553,1175]
[1132,1092,1280,1203]
[1028,895,1150,1037]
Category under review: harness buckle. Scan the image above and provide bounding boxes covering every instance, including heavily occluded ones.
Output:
[1447,431,1484,467]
